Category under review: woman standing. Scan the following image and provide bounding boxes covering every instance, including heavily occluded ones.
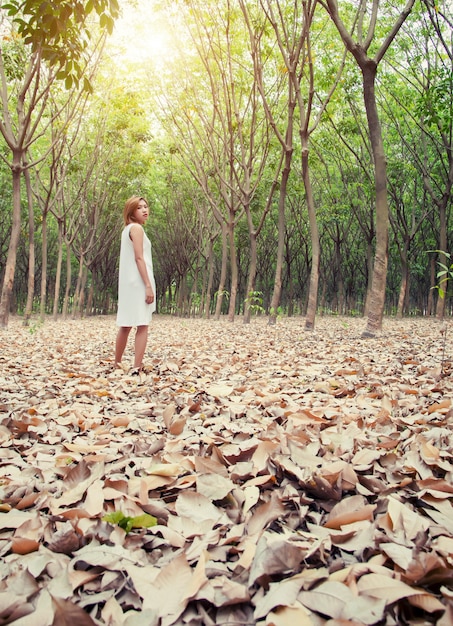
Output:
[115,195,156,372]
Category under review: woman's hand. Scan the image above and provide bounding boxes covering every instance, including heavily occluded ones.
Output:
[145,286,154,304]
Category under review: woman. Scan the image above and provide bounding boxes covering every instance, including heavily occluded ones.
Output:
[115,195,156,372]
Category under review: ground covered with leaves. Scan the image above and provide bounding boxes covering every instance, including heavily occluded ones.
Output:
[0,315,452,626]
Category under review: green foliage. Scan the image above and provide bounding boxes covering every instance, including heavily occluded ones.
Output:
[0,35,28,81]
[431,251,453,298]
[415,66,453,134]
[215,289,229,301]
[27,319,43,334]
[245,290,264,315]
[1,0,451,320]
[2,0,120,88]
[269,305,284,319]
[102,511,157,534]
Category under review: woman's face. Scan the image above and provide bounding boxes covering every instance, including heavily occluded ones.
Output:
[134,199,149,225]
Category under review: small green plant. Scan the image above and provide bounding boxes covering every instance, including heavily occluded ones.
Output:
[214,289,230,300]
[430,250,452,376]
[432,251,453,298]
[245,290,265,315]
[269,306,284,319]
[102,511,157,534]
[28,320,43,335]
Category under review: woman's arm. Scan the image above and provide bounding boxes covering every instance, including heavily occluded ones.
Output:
[130,224,154,304]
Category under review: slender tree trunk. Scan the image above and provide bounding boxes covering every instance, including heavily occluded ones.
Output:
[39,211,48,321]
[23,165,35,325]
[436,204,447,320]
[179,275,189,316]
[203,238,215,319]
[269,151,292,325]
[215,223,228,320]
[303,141,320,331]
[361,62,389,336]
[189,264,199,317]
[334,235,345,314]
[319,278,327,313]
[427,254,436,316]
[78,264,88,318]
[268,197,286,325]
[243,228,257,324]
[0,161,22,328]
[324,0,415,336]
[80,263,89,316]
[53,221,64,320]
[200,241,209,317]
[363,240,374,315]
[396,246,408,319]
[62,241,72,319]
[227,215,238,323]
[86,274,94,316]
[287,273,294,317]
[72,253,84,318]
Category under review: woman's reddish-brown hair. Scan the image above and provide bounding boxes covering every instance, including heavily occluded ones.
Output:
[123,196,148,226]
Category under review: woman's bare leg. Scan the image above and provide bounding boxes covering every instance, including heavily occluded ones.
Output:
[115,326,132,366]
[134,325,149,368]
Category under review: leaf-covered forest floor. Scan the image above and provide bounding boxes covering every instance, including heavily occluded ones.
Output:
[1,314,452,626]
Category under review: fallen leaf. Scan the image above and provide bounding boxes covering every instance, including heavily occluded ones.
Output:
[1,315,452,625]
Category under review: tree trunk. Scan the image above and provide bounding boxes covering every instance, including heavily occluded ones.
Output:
[335,235,345,314]
[0,161,22,328]
[72,253,84,318]
[269,151,292,325]
[176,275,185,316]
[435,204,447,320]
[77,263,88,318]
[23,164,35,325]
[214,223,228,320]
[86,274,94,316]
[227,215,238,323]
[53,221,64,320]
[426,254,435,316]
[324,0,415,336]
[62,241,72,319]
[363,240,374,316]
[243,229,257,324]
[203,237,215,319]
[302,142,320,331]
[189,263,200,317]
[288,289,294,316]
[39,211,48,321]
[361,61,389,337]
[396,248,408,319]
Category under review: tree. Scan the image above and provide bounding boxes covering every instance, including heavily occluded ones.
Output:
[252,0,345,330]
[155,0,262,322]
[0,0,119,328]
[321,0,415,336]
[417,0,453,319]
[239,0,295,326]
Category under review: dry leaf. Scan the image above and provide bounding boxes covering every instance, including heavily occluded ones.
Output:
[324,495,376,529]
[1,315,452,625]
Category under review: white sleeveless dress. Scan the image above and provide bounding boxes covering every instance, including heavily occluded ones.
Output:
[116,223,156,327]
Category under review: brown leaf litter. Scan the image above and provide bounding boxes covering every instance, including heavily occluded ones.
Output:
[0,315,452,625]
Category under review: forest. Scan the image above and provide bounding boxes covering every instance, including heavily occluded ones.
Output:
[0,0,450,333]
[1,3,453,625]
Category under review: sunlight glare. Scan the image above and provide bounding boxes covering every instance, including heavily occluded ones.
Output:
[110,1,175,67]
